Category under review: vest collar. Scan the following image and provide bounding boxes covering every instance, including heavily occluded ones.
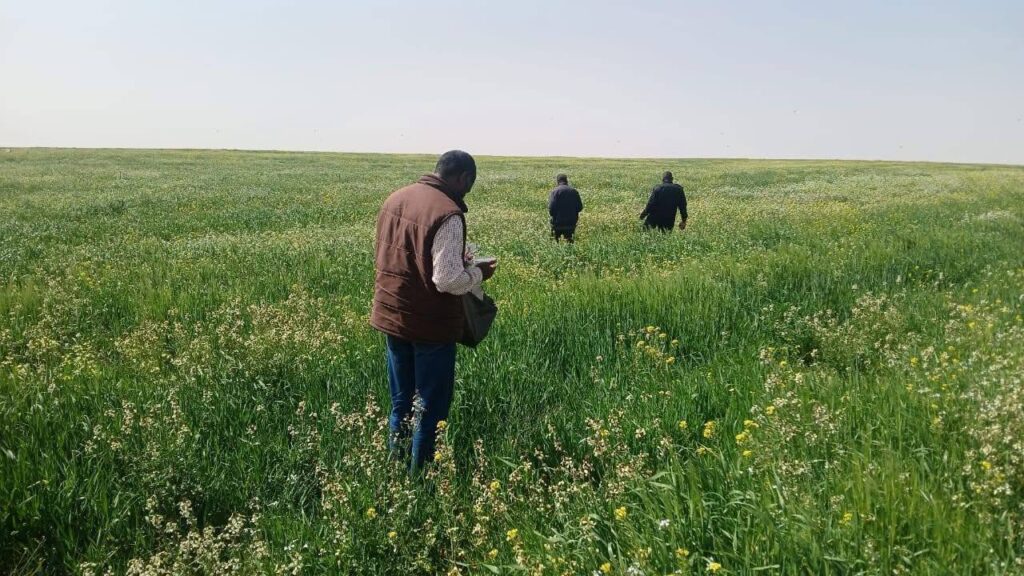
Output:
[418,173,469,213]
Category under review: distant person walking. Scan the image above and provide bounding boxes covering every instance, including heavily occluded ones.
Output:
[548,173,583,242]
[640,171,688,232]
[370,150,498,471]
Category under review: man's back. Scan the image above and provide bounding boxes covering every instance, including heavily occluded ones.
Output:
[548,184,583,229]
[641,182,687,229]
[371,175,466,343]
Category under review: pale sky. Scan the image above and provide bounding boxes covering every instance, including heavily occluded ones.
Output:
[2,0,1023,164]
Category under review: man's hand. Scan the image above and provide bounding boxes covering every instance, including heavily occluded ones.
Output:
[478,260,498,281]
[678,219,687,230]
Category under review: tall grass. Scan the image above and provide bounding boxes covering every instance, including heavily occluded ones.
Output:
[1,149,1022,575]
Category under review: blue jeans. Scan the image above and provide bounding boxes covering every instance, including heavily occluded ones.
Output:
[385,334,456,470]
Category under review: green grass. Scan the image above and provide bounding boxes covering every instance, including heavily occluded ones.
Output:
[1,148,1023,575]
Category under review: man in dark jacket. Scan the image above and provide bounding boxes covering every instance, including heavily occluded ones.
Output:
[548,173,583,242]
[640,171,688,232]
[370,150,497,470]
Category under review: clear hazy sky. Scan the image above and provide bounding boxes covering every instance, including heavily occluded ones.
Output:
[2,1,1023,164]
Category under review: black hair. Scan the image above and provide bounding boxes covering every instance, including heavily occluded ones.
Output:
[435,150,477,181]
[556,173,568,184]
[662,171,674,183]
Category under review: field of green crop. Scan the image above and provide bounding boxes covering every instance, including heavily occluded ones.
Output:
[1,149,1023,575]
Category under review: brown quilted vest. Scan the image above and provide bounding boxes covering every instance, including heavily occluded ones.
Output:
[370,174,466,343]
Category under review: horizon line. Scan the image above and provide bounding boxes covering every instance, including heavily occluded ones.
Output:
[3,146,1022,169]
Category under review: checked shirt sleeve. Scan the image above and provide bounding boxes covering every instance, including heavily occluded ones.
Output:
[431,215,483,296]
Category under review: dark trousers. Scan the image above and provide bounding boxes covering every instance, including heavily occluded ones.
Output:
[385,334,456,471]
[552,226,576,243]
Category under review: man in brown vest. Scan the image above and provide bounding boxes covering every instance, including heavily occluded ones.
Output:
[370,150,497,470]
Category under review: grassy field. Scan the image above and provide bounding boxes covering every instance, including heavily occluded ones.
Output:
[1,149,1023,575]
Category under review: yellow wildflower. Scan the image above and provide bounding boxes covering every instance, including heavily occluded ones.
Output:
[675,547,690,559]
[765,405,776,416]
[707,561,722,573]
[489,480,501,492]
[677,420,688,431]
[487,549,498,559]
[702,421,716,439]
[600,562,612,574]
[840,512,853,524]
[743,419,758,429]
[696,446,710,455]
[742,449,753,458]
[658,333,667,340]
[671,339,679,346]
[614,506,627,521]
[910,357,919,366]
[365,507,377,520]
[506,528,519,541]
[387,530,397,539]
[981,460,992,471]
[436,420,448,431]
[735,431,749,444]
[666,356,676,365]
[779,359,787,368]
